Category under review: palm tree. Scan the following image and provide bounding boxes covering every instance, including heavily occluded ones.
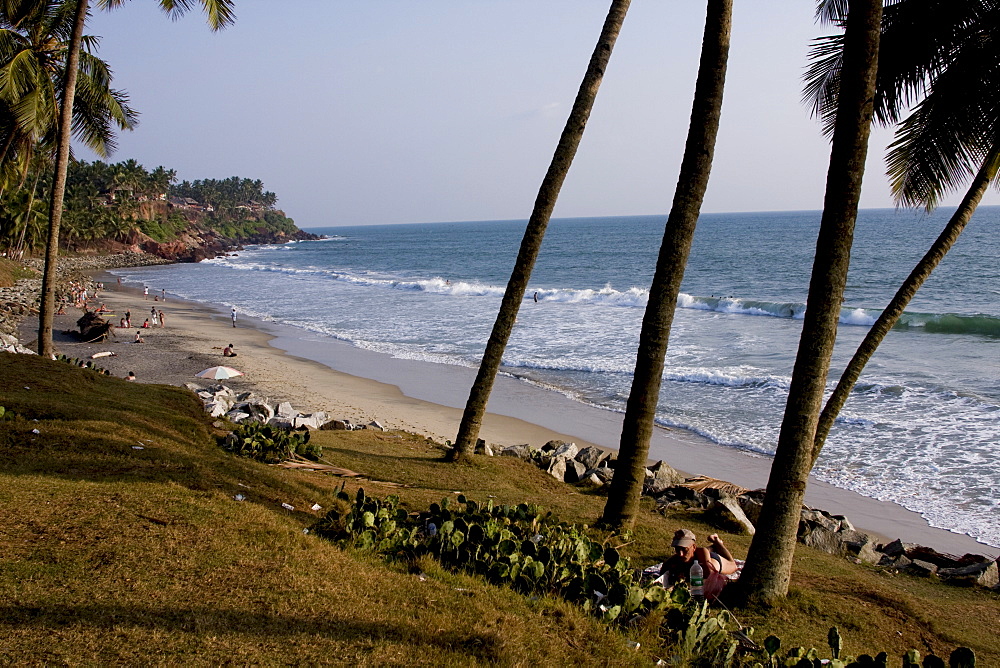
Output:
[449,0,632,460]
[0,0,137,180]
[36,0,234,358]
[804,0,1000,459]
[599,0,733,530]
[737,0,883,605]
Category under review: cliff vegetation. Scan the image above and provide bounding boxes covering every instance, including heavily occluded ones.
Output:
[1,159,317,263]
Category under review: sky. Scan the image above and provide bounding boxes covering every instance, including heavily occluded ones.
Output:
[77,1,998,228]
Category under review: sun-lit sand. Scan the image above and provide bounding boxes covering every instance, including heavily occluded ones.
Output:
[24,275,997,559]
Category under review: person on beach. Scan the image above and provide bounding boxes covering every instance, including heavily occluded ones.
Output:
[125,371,136,381]
[150,307,158,326]
[144,286,149,300]
[120,318,126,329]
[161,288,166,301]
[142,319,150,328]
[125,309,131,328]
[134,331,144,343]
[223,344,237,357]
[231,307,237,327]
[660,529,738,596]
[158,310,165,327]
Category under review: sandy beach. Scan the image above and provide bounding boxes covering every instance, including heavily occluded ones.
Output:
[20,274,998,559]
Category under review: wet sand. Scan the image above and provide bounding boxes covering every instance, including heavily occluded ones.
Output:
[22,276,998,559]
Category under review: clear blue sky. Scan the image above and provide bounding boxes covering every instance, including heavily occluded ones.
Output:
[78,1,996,228]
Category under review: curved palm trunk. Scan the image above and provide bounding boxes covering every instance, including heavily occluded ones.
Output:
[450,0,632,460]
[812,143,1000,462]
[37,0,88,358]
[600,0,732,530]
[738,0,881,604]
[12,168,44,260]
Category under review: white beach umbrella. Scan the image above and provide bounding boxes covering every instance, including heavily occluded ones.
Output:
[195,366,244,380]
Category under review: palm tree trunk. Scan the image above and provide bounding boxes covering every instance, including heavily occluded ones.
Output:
[600,0,732,530]
[37,0,88,358]
[737,0,882,605]
[812,142,1000,463]
[13,168,44,260]
[450,0,632,460]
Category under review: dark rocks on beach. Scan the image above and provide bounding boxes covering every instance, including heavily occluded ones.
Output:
[938,560,999,588]
[575,445,610,470]
[643,460,685,496]
[703,488,755,536]
[906,560,939,577]
[880,538,918,558]
[500,444,537,460]
[881,554,913,570]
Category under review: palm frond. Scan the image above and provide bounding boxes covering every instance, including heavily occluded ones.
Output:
[71,69,137,156]
[886,0,1000,207]
[815,0,848,25]
[0,47,43,100]
[97,0,234,30]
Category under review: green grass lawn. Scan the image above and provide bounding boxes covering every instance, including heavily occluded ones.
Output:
[1,353,996,665]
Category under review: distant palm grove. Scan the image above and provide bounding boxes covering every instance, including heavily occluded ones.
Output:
[0,158,299,258]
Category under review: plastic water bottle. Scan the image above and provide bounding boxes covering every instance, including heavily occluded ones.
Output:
[689,560,704,598]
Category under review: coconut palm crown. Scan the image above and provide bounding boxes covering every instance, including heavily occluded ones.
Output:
[804,0,1000,209]
[0,0,138,186]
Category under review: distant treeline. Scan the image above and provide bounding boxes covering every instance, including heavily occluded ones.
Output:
[0,159,301,257]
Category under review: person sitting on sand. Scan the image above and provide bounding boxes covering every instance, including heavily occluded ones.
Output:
[125,371,136,381]
[119,318,126,329]
[660,529,739,588]
[142,318,150,328]
[223,344,237,357]
[134,331,144,344]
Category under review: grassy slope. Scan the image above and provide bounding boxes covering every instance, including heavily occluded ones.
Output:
[0,258,38,287]
[1,353,997,665]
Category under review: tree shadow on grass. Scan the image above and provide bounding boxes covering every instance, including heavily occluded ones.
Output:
[0,603,502,660]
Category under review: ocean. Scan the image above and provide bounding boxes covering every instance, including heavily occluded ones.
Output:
[110,207,1000,548]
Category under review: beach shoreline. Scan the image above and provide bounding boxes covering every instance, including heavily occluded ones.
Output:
[15,266,999,559]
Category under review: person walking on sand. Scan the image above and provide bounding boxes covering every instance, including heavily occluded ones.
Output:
[158,310,165,328]
[143,286,149,300]
[161,288,166,301]
[231,307,237,327]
